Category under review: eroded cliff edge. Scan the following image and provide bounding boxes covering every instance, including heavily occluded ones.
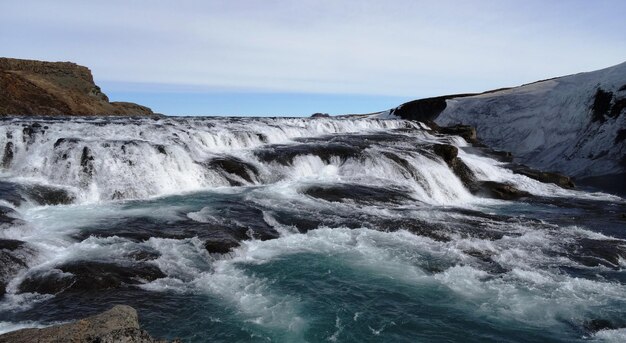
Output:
[0,58,154,116]
[389,61,626,193]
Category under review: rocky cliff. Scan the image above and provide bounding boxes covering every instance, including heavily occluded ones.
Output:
[390,62,626,187]
[0,58,154,116]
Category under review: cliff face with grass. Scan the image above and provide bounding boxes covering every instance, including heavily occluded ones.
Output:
[0,58,154,116]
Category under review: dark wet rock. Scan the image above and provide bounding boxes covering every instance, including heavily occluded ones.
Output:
[74,199,279,255]
[0,305,174,343]
[1,141,13,168]
[462,146,513,163]
[567,238,626,269]
[126,248,161,262]
[471,181,531,200]
[431,144,477,187]
[204,238,240,254]
[255,143,361,165]
[0,239,29,297]
[437,125,478,144]
[302,184,413,204]
[0,239,24,251]
[0,182,73,206]
[203,156,259,186]
[584,319,617,333]
[0,205,22,227]
[509,164,575,189]
[464,249,509,275]
[23,184,75,205]
[80,146,95,177]
[18,261,166,294]
[0,182,26,206]
[432,144,458,165]
[155,145,167,155]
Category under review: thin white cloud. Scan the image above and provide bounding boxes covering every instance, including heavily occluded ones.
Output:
[1,0,625,96]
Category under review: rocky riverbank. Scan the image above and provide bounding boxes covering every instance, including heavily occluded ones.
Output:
[0,305,175,342]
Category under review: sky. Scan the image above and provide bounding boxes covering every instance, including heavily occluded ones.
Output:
[1,0,626,116]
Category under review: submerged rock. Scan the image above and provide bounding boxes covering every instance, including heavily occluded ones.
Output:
[472,181,532,200]
[255,142,361,165]
[18,261,166,294]
[302,184,413,204]
[0,305,174,342]
[0,239,29,297]
[0,181,74,207]
[203,156,259,186]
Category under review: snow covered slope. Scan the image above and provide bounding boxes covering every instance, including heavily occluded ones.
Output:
[427,62,626,179]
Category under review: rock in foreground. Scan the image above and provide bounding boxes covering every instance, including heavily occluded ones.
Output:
[0,58,154,116]
[0,305,174,343]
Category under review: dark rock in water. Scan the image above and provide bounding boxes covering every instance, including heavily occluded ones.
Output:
[255,143,361,165]
[0,182,74,206]
[509,164,575,189]
[567,238,626,269]
[2,142,13,168]
[302,184,412,204]
[0,305,173,343]
[0,239,24,251]
[80,146,95,176]
[431,144,477,187]
[471,181,531,200]
[437,125,478,144]
[204,238,240,254]
[23,184,75,205]
[155,145,167,155]
[462,146,513,163]
[432,144,458,165]
[0,239,29,297]
[584,319,617,333]
[0,205,22,227]
[18,261,166,294]
[74,198,279,255]
[0,182,26,206]
[203,156,259,186]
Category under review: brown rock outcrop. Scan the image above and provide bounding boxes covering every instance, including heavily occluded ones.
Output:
[0,305,175,343]
[0,58,154,116]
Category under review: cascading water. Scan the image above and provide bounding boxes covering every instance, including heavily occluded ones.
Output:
[0,116,625,342]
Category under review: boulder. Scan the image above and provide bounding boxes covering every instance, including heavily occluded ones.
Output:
[0,305,176,342]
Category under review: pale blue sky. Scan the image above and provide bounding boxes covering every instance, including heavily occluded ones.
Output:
[1,0,625,116]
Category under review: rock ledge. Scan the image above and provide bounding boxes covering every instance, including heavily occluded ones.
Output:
[0,305,175,343]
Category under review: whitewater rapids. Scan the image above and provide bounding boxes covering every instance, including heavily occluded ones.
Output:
[0,116,625,342]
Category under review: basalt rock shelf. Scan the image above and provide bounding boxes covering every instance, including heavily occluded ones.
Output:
[0,305,175,342]
[0,116,625,342]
